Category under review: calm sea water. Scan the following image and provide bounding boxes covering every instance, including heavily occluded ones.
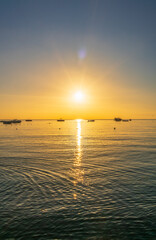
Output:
[0,119,156,240]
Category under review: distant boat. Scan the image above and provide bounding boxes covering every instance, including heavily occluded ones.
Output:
[2,119,21,124]
[88,120,95,122]
[114,117,122,122]
[25,119,32,122]
[122,119,129,122]
[57,119,65,122]
[12,119,21,123]
[3,120,12,124]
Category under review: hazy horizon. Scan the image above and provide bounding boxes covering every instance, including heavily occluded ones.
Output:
[1,118,156,120]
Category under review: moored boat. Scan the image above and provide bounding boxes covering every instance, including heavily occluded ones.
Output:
[2,119,21,124]
[114,117,122,122]
[88,120,95,122]
[57,119,65,122]
[3,120,12,124]
[12,119,22,123]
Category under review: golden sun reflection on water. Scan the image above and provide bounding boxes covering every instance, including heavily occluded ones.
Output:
[73,119,84,199]
[76,119,81,160]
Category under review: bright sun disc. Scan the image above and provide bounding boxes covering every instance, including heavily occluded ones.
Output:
[74,91,84,102]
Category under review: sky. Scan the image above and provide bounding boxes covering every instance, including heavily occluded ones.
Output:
[0,0,156,119]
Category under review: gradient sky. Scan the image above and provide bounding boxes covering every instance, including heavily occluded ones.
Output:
[0,0,156,119]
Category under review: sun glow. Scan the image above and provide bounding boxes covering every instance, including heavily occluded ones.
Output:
[74,91,84,103]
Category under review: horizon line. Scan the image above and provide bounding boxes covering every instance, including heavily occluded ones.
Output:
[1,118,156,121]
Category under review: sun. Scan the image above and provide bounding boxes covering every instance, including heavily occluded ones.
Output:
[74,91,84,103]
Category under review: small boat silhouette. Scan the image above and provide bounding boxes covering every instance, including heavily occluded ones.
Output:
[3,120,12,124]
[2,119,21,124]
[114,117,122,122]
[12,119,21,123]
[88,120,95,122]
[57,119,65,122]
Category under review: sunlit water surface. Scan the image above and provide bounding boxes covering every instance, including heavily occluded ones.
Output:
[0,120,156,239]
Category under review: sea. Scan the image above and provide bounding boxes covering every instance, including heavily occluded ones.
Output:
[0,119,156,240]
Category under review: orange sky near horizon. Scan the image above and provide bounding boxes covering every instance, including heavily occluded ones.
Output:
[0,63,155,120]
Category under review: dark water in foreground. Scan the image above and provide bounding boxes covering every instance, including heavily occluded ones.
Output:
[0,120,156,240]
